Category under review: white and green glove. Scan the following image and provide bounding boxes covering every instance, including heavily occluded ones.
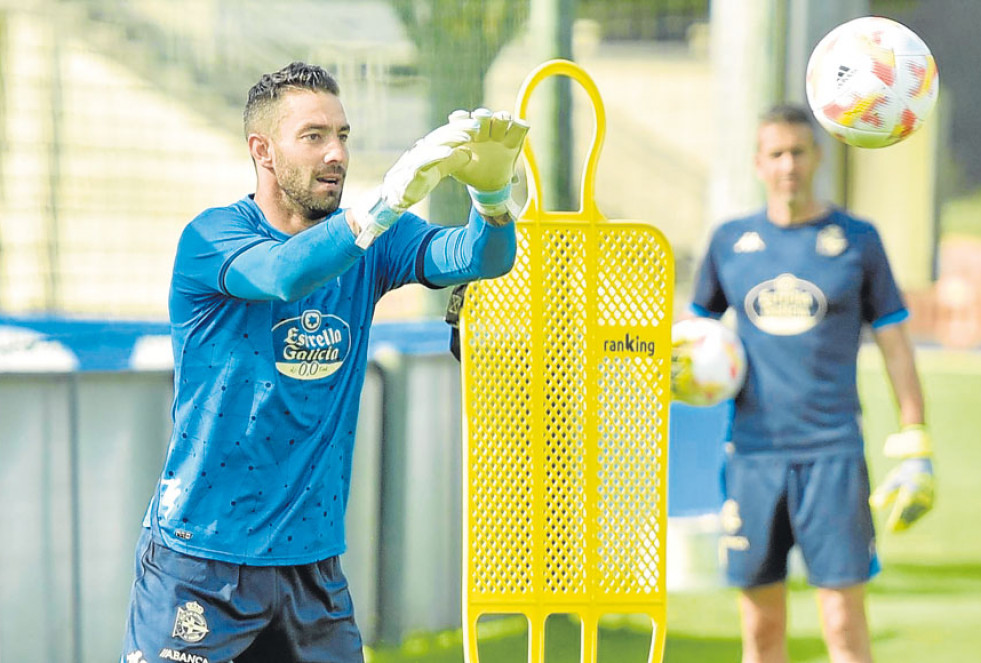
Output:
[869,424,935,532]
[352,119,478,248]
[447,108,530,218]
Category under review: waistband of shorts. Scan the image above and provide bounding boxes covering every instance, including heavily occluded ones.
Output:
[725,443,866,462]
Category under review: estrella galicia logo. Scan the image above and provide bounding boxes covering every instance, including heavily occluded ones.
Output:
[744,273,827,336]
[271,310,351,380]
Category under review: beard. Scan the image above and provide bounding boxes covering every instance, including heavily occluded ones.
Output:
[277,162,344,221]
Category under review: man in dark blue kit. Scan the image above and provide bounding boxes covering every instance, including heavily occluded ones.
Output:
[689,105,934,663]
[120,61,528,663]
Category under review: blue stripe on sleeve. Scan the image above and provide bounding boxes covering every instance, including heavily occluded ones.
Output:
[871,308,910,329]
[217,239,272,296]
[690,302,724,319]
[415,228,444,290]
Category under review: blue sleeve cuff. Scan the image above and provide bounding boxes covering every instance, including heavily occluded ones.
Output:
[690,303,723,319]
[871,308,910,329]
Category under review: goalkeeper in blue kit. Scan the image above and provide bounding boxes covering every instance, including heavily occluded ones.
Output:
[689,105,934,663]
[120,62,528,663]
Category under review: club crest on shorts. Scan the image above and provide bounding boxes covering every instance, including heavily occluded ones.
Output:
[721,499,743,534]
[172,601,209,643]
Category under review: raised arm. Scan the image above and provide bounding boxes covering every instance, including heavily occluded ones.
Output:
[222,210,364,301]
[422,208,516,287]
[421,108,529,287]
[222,116,481,301]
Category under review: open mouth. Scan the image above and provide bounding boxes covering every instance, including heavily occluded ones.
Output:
[317,174,343,186]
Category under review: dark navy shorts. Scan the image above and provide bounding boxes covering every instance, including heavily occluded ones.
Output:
[720,451,880,589]
[120,529,364,663]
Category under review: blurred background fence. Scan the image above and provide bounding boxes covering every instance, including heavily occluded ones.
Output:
[2,0,980,338]
[2,0,981,334]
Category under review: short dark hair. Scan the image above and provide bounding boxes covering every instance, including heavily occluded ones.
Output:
[759,103,816,131]
[244,61,340,136]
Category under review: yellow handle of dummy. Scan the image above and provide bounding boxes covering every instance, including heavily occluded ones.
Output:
[515,59,607,223]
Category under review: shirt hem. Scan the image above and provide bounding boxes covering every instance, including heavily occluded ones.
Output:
[148,526,347,566]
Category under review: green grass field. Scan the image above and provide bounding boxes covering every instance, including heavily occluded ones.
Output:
[368,347,981,663]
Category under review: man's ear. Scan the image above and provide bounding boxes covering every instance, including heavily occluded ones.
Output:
[248,133,273,169]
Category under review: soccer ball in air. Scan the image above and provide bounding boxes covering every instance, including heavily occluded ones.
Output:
[805,16,939,148]
[671,318,747,407]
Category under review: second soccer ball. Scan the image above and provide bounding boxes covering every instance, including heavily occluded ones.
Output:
[671,318,747,407]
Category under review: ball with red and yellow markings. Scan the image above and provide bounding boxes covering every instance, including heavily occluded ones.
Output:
[671,318,747,407]
[805,16,939,149]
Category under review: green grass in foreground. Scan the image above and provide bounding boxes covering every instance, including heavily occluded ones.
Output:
[368,348,981,662]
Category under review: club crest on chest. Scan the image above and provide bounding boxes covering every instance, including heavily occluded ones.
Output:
[816,224,847,256]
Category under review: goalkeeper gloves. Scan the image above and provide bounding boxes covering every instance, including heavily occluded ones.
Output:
[869,424,935,533]
[447,108,530,217]
[352,118,478,248]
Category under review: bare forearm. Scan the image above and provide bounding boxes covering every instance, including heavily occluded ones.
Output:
[874,322,926,425]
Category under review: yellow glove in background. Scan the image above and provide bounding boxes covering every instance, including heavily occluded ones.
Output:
[869,425,935,533]
[670,333,695,402]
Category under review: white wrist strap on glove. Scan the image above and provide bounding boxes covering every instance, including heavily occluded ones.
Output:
[467,182,515,218]
[352,118,479,249]
[883,424,933,458]
[352,188,401,249]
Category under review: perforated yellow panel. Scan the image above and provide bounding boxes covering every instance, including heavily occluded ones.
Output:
[461,61,674,663]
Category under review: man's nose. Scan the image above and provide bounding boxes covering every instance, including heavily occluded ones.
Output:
[323,137,347,163]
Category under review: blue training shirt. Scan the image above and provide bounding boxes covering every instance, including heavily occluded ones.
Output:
[146,195,513,565]
[691,207,907,456]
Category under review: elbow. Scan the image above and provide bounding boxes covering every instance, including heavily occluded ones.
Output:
[450,249,514,284]
[265,289,299,303]
[476,230,517,280]
[484,250,516,279]
[274,276,318,302]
